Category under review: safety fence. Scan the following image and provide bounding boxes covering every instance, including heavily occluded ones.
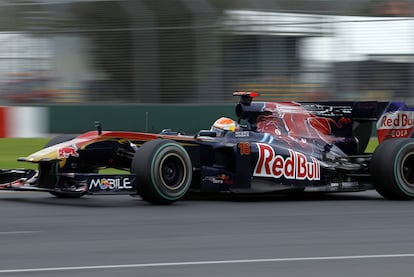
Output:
[0,0,413,104]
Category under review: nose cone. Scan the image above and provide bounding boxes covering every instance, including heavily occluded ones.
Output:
[20,142,79,163]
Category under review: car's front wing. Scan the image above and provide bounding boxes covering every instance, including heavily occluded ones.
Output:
[0,169,138,195]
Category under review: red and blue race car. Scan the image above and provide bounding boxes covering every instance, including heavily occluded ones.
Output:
[1,92,413,204]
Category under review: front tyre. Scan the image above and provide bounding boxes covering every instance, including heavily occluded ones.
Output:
[131,139,192,205]
[370,138,414,200]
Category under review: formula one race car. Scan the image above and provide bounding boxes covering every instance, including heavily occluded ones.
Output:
[1,92,414,204]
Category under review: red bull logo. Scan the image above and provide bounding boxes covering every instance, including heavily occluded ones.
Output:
[377,111,414,142]
[254,143,320,181]
[57,145,79,159]
[379,111,414,129]
[256,102,351,149]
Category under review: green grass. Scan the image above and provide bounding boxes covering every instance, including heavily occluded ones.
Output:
[0,138,49,169]
[365,137,379,153]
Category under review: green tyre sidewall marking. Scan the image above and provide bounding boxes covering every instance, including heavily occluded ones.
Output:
[149,142,192,201]
[394,141,414,197]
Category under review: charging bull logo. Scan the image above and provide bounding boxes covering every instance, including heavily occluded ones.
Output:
[377,111,414,143]
[256,102,352,151]
[254,143,320,181]
[57,145,79,158]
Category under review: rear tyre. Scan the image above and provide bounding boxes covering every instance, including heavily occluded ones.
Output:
[45,134,86,199]
[131,139,192,205]
[370,138,414,200]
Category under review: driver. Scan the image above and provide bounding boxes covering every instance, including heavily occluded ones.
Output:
[210,117,239,137]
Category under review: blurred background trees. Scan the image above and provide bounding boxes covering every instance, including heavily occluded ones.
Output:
[0,0,412,104]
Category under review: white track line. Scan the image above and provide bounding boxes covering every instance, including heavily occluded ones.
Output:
[0,231,39,235]
[1,254,414,273]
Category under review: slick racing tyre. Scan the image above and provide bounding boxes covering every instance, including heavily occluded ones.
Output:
[131,139,192,205]
[45,134,86,199]
[370,138,414,200]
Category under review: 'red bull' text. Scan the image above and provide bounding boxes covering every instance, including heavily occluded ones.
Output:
[254,143,320,181]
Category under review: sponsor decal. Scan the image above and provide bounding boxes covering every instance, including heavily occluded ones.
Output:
[378,111,414,129]
[377,111,414,142]
[89,177,133,190]
[235,131,250,138]
[202,174,233,185]
[57,145,79,158]
[256,102,352,151]
[254,143,320,181]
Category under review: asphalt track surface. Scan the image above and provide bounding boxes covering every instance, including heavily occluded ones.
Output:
[0,190,414,276]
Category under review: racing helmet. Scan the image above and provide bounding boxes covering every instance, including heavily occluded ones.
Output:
[210,117,239,137]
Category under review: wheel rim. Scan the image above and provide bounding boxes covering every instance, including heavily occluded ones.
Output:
[158,153,187,191]
[401,153,414,188]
